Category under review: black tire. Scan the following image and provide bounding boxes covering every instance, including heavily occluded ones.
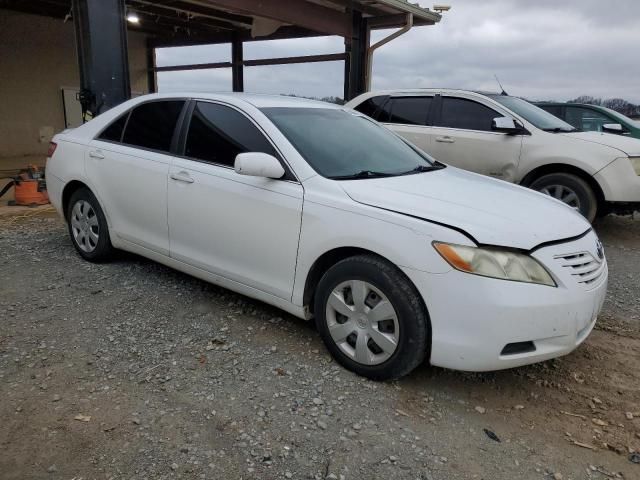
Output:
[314,254,430,381]
[66,187,113,262]
[529,172,598,222]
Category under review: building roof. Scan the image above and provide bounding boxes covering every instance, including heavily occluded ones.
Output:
[1,0,441,45]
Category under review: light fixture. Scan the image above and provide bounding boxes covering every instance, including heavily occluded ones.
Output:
[433,5,451,13]
[126,11,140,24]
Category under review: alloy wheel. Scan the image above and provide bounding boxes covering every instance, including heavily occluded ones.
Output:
[325,280,399,366]
[539,184,581,210]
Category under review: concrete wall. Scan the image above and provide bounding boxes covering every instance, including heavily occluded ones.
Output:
[0,10,149,165]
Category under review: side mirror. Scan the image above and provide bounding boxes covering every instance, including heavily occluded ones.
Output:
[602,123,624,134]
[234,152,285,179]
[492,116,523,134]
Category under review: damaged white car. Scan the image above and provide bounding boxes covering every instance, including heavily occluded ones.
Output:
[347,89,640,222]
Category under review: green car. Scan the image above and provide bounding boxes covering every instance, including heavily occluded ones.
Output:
[535,102,640,139]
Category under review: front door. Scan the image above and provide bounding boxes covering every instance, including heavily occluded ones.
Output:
[429,95,523,182]
[168,101,303,300]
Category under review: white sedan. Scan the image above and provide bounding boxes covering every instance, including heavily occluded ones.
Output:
[46,93,607,380]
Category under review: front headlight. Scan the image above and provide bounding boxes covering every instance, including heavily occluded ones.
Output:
[433,242,556,287]
[629,157,640,176]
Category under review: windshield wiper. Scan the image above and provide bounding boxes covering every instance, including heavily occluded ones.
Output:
[328,170,397,180]
[399,164,446,175]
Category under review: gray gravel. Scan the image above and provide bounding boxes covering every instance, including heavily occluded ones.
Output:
[1,212,639,479]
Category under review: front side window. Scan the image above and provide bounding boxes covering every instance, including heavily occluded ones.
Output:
[184,102,278,167]
[122,100,185,152]
[386,97,432,126]
[436,97,498,132]
[565,107,614,132]
[98,113,129,143]
[262,107,438,179]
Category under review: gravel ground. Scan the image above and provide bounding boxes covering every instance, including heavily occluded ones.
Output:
[1,211,639,480]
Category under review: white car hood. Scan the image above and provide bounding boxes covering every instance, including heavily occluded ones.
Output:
[560,131,640,156]
[340,167,591,250]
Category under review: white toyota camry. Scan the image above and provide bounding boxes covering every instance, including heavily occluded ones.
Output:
[46,93,608,380]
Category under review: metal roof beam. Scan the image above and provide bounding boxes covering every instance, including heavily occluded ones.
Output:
[193,0,352,37]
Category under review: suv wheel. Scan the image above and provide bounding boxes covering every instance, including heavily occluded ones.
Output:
[66,188,113,262]
[530,172,598,222]
[314,254,429,380]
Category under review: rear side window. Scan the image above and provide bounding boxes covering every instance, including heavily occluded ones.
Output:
[122,100,185,152]
[353,96,387,119]
[98,113,128,142]
[436,97,498,132]
[184,102,278,167]
[387,97,432,125]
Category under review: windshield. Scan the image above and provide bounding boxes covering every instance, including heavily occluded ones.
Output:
[488,95,577,132]
[262,107,438,179]
[598,105,635,125]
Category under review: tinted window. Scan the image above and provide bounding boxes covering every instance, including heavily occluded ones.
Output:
[353,96,387,119]
[437,97,498,132]
[185,102,277,167]
[565,106,613,132]
[538,105,563,118]
[98,113,128,142]
[122,100,185,152]
[387,97,432,125]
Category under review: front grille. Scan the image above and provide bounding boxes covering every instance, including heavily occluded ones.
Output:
[554,251,606,287]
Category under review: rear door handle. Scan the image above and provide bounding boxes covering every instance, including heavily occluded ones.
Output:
[435,136,455,143]
[89,149,105,159]
[170,171,194,184]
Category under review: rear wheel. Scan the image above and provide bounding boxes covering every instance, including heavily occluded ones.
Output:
[530,172,598,222]
[66,188,113,262]
[314,254,429,380]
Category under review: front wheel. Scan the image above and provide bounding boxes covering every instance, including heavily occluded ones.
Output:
[314,255,430,380]
[529,172,598,222]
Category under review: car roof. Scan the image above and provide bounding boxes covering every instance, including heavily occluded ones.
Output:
[130,92,342,109]
[535,102,604,108]
[350,89,504,101]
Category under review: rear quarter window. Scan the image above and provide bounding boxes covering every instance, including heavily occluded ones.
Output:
[97,113,129,143]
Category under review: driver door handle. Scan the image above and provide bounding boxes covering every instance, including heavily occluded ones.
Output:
[88,149,105,159]
[435,136,455,143]
[170,171,194,184]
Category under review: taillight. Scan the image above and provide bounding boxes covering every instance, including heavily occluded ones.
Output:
[47,142,57,157]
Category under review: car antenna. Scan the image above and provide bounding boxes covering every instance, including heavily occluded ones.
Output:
[494,75,509,96]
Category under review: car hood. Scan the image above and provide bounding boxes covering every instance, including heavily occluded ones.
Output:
[340,167,591,250]
[559,131,640,156]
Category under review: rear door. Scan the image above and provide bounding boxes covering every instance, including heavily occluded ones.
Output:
[87,99,186,255]
[428,95,523,181]
[167,101,303,300]
[378,95,435,153]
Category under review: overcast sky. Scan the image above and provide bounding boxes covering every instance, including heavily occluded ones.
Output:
[155,0,640,103]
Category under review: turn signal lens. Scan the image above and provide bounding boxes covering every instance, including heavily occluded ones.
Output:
[629,157,640,176]
[433,242,556,287]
